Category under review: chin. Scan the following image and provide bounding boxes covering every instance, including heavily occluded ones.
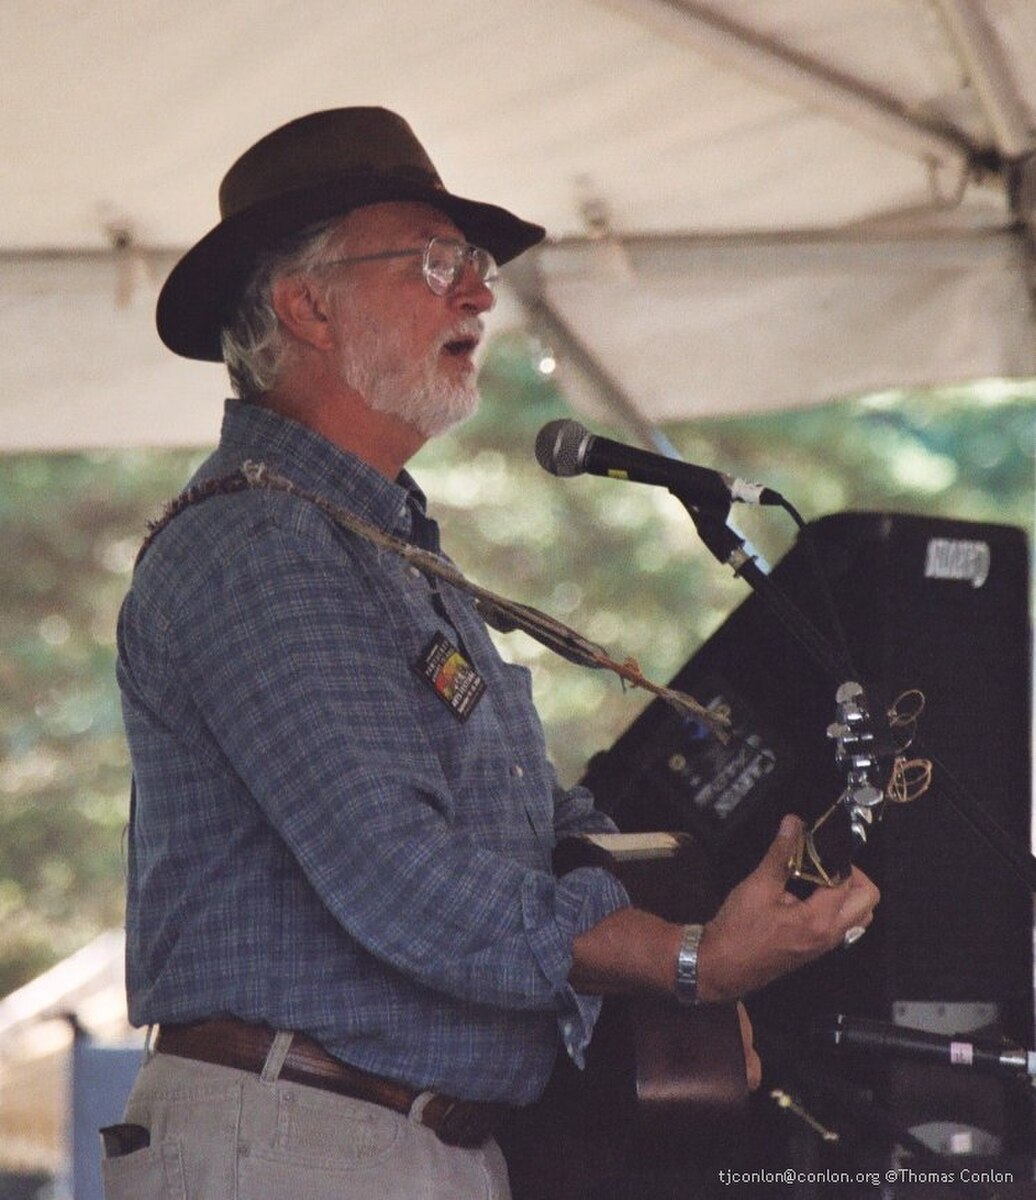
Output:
[416,390,481,439]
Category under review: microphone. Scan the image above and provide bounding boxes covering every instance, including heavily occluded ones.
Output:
[815,1014,1036,1080]
[535,419,783,511]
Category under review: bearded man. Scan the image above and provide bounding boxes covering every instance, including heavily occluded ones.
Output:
[104,108,878,1200]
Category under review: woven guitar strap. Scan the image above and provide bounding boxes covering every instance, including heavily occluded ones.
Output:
[138,459,728,738]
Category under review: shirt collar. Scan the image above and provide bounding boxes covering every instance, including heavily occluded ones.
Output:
[214,399,428,538]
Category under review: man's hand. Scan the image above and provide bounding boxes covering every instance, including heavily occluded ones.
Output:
[696,814,880,1004]
[569,813,878,1006]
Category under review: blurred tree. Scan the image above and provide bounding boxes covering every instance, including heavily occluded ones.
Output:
[0,333,1032,996]
[426,338,1034,785]
[0,451,204,996]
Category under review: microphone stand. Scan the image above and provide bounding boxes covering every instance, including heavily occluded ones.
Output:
[679,502,856,685]
[673,492,1036,896]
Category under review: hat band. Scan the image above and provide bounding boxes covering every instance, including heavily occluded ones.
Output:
[220,164,447,221]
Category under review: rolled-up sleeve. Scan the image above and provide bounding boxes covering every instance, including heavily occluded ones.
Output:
[521,865,628,1064]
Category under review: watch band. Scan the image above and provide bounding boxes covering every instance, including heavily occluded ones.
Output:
[675,923,704,1005]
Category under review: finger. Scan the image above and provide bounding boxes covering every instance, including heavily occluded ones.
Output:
[848,865,881,904]
[798,872,878,950]
[835,869,881,926]
[792,882,872,951]
[836,891,878,931]
[746,1045,763,1092]
[736,1000,754,1040]
[760,813,804,883]
[737,1003,763,1092]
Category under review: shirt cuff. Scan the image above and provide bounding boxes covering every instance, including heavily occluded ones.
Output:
[521,864,630,1068]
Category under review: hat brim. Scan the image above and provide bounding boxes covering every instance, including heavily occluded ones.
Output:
[156,174,545,362]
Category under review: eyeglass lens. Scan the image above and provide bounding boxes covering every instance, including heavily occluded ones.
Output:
[423,237,498,296]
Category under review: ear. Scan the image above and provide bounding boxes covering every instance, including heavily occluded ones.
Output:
[270,275,337,353]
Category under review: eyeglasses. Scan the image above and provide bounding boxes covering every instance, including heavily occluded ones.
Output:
[317,235,498,298]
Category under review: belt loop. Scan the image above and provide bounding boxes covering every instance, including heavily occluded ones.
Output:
[142,1024,156,1063]
[407,1090,436,1124]
[260,1031,295,1083]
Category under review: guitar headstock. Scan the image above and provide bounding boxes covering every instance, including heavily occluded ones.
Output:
[789,680,931,891]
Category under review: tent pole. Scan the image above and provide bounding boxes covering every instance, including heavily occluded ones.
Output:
[600,0,973,171]
[506,265,678,456]
[933,0,1035,162]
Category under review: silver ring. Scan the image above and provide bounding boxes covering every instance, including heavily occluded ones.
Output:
[842,924,867,948]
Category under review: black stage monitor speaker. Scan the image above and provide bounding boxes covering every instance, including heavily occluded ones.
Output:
[582,512,1033,1048]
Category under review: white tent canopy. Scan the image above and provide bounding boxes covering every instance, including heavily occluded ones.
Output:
[3,0,1034,451]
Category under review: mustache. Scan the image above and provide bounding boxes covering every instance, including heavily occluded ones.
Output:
[437,317,484,352]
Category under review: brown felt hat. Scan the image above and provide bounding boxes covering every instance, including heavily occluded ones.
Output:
[156,107,546,362]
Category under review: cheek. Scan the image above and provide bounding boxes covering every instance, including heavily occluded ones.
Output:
[411,315,446,361]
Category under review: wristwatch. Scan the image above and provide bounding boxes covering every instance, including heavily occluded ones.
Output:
[675,923,704,1005]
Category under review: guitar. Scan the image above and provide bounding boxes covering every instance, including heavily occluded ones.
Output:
[500,682,929,1197]
[550,681,930,1132]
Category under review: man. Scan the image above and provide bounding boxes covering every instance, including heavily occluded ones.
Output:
[105,108,878,1200]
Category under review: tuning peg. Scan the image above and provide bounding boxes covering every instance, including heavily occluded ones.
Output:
[850,784,884,808]
[835,681,865,704]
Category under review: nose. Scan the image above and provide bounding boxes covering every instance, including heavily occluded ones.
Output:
[452,261,496,314]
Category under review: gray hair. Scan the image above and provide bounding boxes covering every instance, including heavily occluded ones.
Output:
[220,218,346,398]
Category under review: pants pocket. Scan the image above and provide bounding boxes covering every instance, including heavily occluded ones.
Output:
[101,1140,187,1200]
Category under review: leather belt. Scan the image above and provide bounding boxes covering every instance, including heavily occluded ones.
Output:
[154,1019,508,1148]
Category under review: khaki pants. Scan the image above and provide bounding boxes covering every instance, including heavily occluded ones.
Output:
[101,1048,512,1200]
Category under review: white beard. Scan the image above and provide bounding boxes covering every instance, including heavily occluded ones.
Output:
[334,304,482,439]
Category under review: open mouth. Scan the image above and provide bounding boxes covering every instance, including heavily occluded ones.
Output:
[442,336,479,358]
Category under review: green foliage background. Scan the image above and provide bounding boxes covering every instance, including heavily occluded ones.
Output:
[0,334,1032,998]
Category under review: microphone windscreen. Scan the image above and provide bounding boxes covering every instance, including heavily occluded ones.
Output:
[535,419,588,477]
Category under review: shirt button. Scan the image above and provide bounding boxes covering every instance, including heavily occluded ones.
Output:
[511,764,524,778]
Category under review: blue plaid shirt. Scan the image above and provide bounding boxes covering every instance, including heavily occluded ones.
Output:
[117,400,629,1105]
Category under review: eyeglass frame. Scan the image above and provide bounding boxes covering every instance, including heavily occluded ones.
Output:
[315,234,499,299]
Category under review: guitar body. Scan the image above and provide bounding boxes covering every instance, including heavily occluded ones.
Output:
[500,832,748,1199]
[552,831,749,1126]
